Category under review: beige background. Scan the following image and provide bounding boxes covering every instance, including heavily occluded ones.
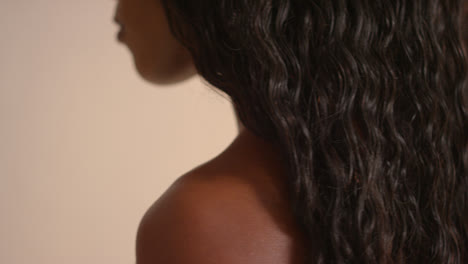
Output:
[0,1,237,263]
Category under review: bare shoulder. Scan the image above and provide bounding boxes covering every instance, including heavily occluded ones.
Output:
[135,169,307,264]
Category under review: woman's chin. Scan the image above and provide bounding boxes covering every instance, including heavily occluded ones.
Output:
[134,60,197,86]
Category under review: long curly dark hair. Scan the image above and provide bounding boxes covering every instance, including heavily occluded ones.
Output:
[161,0,468,263]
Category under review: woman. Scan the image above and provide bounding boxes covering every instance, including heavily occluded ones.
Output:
[114,0,468,263]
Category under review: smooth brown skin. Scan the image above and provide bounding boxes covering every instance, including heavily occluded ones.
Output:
[114,0,196,84]
[114,0,308,263]
[135,129,308,264]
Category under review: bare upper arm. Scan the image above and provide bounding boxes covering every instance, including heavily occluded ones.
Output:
[135,172,302,264]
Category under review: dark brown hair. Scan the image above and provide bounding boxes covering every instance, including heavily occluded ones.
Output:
[162,0,468,263]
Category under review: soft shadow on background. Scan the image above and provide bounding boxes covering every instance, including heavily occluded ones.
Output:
[0,1,237,263]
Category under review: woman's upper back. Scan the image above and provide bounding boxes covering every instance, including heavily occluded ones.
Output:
[135,130,308,264]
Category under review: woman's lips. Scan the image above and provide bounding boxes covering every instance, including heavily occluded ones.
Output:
[114,14,122,24]
[114,16,125,42]
[117,28,125,42]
